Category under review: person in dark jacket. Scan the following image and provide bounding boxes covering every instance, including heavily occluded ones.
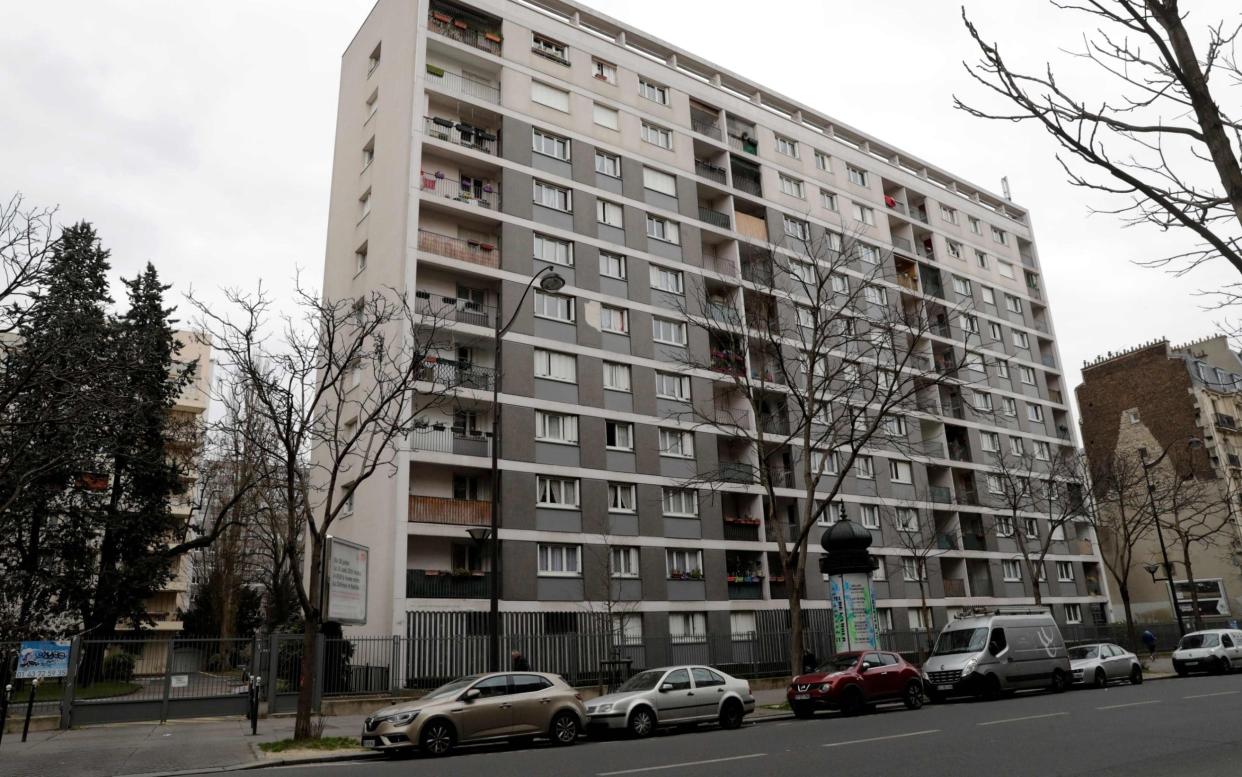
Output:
[511,650,530,671]
[802,649,818,674]
[1141,629,1157,661]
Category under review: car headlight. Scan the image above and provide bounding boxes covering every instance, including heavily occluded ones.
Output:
[389,710,419,726]
[820,683,832,692]
[593,703,612,714]
[961,658,978,678]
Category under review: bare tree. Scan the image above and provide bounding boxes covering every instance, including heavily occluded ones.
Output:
[0,193,54,337]
[957,2,1242,302]
[189,281,449,740]
[1151,465,1233,630]
[675,222,984,673]
[880,495,959,660]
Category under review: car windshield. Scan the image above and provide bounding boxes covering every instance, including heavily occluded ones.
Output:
[815,655,860,673]
[1068,646,1099,660]
[932,628,988,656]
[618,670,665,692]
[1180,633,1220,649]
[423,676,478,701]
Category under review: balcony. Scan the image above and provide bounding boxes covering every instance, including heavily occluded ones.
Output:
[418,229,499,268]
[766,468,795,488]
[740,251,775,286]
[709,349,746,377]
[929,485,952,504]
[727,133,758,155]
[936,533,960,551]
[409,495,489,526]
[916,439,947,459]
[726,579,764,600]
[699,206,731,230]
[407,568,491,598]
[1041,354,1058,368]
[947,442,972,462]
[1086,577,1103,596]
[731,169,762,196]
[962,532,987,551]
[943,578,967,598]
[424,68,500,104]
[955,489,980,507]
[695,159,727,184]
[720,461,758,484]
[415,290,494,328]
[410,425,492,457]
[419,173,499,210]
[1229,453,1241,468]
[424,117,497,155]
[893,236,913,253]
[1215,413,1238,431]
[723,516,760,542]
[419,357,496,390]
[691,111,723,141]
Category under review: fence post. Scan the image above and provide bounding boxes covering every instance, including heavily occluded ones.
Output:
[58,636,81,730]
[390,635,401,693]
[312,634,325,714]
[266,634,279,709]
[159,637,176,724]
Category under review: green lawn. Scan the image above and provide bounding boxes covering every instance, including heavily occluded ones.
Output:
[259,736,361,753]
[31,680,141,702]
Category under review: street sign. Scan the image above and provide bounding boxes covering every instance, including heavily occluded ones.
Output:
[325,537,369,625]
[170,674,189,689]
[14,641,70,679]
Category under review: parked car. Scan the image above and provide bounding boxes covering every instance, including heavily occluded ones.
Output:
[1068,643,1142,687]
[921,608,1070,701]
[360,672,586,757]
[1171,629,1242,676]
[584,665,754,737]
[787,650,924,717]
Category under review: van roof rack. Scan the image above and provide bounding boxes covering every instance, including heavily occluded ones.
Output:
[953,606,1050,619]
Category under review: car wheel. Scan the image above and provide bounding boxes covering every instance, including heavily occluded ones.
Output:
[419,720,455,757]
[1215,657,1230,675]
[627,707,656,739]
[1093,668,1107,689]
[549,711,579,745]
[1049,670,1067,694]
[982,674,1003,702]
[791,702,815,719]
[903,680,925,710]
[1175,665,1189,677]
[1130,665,1143,685]
[840,687,865,717]
[718,699,744,730]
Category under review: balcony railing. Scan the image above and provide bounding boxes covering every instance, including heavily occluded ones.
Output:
[419,174,500,210]
[943,578,967,597]
[948,442,972,462]
[917,439,947,459]
[706,301,739,327]
[407,568,491,598]
[1041,354,1058,368]
[731,172,762,196]
[956,489,980,506]
[723,518,760,542]
[691,113,723,140]
[936,533,960,551]
[893,236,913,253]
[929,485,952,504]
[417,229,499,268]
[766,468,795,488]
[963,533,987,551]
[719,461,757,484]
[424,68,500,103]
[699,206,731,230]
[409,495,489,526]
[727,133,758,155]
[415,290,494,327]
[410,425,492,457]
[695,159,727,184]
[1229,453,1241,468]
[726,580,764,600]
[428,9,502,54]
[740,258,774,287]
[424,117,497,155]
[419,357,496,390]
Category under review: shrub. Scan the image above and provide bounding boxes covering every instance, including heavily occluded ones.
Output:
[103,652,136,682]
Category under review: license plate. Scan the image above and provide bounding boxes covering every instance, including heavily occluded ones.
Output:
[794,693,810,700]
[361,737,378,748]
[937,684,953,691]
[1184,660,1199,666]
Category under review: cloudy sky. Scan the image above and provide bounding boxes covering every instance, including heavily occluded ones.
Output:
[2,0,1237,409]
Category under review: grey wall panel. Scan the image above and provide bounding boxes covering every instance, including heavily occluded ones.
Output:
[605,450,636,472]
[667,580,705,601]
[597,224,626,247]
[532,153,572,179]
[533,204,574,231]
[534,441,580,467]
[648,238,683,261]
[601,332,632,355]
[535,509,582,533]
[502,405,535,463]
[505,541,538,601]
[533,377,578,405]
[533,318,577,345]
[663,517,702,539]
[502,170,534,222]
[501,115,533,166]
[643,191,678,213]
[609,513,639,535]
[537,578,585,601]
[600,277,629,299]
[579,415,606,470]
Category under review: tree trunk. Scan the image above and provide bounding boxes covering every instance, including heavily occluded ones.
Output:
[1032,577,1042,606]
[918,581,932,662]
[785,559,804,676]
[293,534,323,740]
[1119,583,1138,654]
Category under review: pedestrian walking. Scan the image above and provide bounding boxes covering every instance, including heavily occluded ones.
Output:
[511,650,530,671]
[802,649,817,674]
[1141,629,1157,661]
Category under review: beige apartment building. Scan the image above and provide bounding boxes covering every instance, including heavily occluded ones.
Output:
[322,0,1104,659]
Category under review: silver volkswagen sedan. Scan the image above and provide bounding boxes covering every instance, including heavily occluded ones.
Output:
[585,665,754,737]
[1069,643,1143,688]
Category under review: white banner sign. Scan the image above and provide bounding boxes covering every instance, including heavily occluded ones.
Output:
[326,537,369,625]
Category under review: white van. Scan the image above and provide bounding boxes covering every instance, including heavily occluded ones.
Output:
[921,608,1071,701]
[1171,629,1242,675]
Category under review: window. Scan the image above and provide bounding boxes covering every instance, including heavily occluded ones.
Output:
[1065,604,1082,625]
[992,226,1008,245]
[538,543,581,576]
[952,275,972,296]
[659,428,694,458]
[882,415,907,436]
[641,121,673,149]
[532,34,568,62]
[362,137,375,168]
[531,81,570,112]
[947,240,962,259]
[593,102,619,129]
[975,250,989,269]
[1002,559,1022,581]
[860,504,880,529]
[533,180,571,211]
[814,150,831,171]
[599,251,626,279]
[820,189,838,211]
[667,549,702,579]
[1019,365,1036,385]
[1002,397,1018,417]
[646,214,680,243]
[856,456,875,480]
[857,244,880,264]
[597,199,624,227]
[1028,404,1045,423]
[595,150,621,177]
[1025,518,1040,539]
[875,608,894,633]
[996,515,1014,536]
[655,371,691,400]
[852,202,875,225]
[1005,294,1022,314]
[863,285,888,305]
[999,261,1016,280]
[652,316,687,345]
[638,78,669,105]
[592,58,617,84]
[534,233,573,266]
[1009,436,1025,456]
[847,165,869,187]
[779,174,805,198]
[902,557,926,581]
[896,508,919,532]
[872,557,888,581]
[811,449,840,475]
[775,135,799,157]
[962,314,979,334]
[996,360,1010,379]
[969,216,981,235]
[981,431,1000,452]
[355,244,368,273]
[537,476,579,507]
[662,487,699,516]
[535,411,578,443]
[367,43,381,75]
[610,546,640,577]
[600,305,628,334]
[359,189,372,220]
[981,286,996,306]
[642,167,677,196]
[669,614,706,640]
[987,475,1004,495]
[534,349,576,382]
[941,204,959,224]
[1057,561,1075,582]
[532,128,570,160]
[649,265,684,294]
[1035,441,1051,461]
[988,322,1003,341]
[888,459,912,484]
[974,392,994,413]
[783,215,809,240]
[534,290,574,322]
[605,420,634,450]
[608,483,636,511]
[602,361,631,391]
[831,274,849,293]
[962,351,984,373]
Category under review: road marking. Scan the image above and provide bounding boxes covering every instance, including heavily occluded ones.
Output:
[821,729,941,748]
[1097,700,1161,710]
[977,712,1068,726]
[1183,690,1240,699]
[598,753,766,775]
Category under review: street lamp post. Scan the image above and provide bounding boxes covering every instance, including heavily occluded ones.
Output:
[1139,437,1202,636]
[485,265,564,672]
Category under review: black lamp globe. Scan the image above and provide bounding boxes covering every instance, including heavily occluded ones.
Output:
[819,517,877,576]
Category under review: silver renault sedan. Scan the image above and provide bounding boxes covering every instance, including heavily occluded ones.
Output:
[585,665,754,737]
[1068,643,1143,688]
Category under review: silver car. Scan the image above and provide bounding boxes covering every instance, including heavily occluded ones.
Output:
[585,665,755,737]
[1068,643,1142,688]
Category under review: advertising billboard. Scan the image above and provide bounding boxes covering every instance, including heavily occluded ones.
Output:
[325,537,369,625]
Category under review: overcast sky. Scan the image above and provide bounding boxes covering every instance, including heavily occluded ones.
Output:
[2,0,1237,410]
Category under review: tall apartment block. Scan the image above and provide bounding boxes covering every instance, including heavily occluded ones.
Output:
[1078,336,1242,622]
[324,0,1107,654]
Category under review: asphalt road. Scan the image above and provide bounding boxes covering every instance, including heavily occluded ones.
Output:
[259,672,1242,777]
